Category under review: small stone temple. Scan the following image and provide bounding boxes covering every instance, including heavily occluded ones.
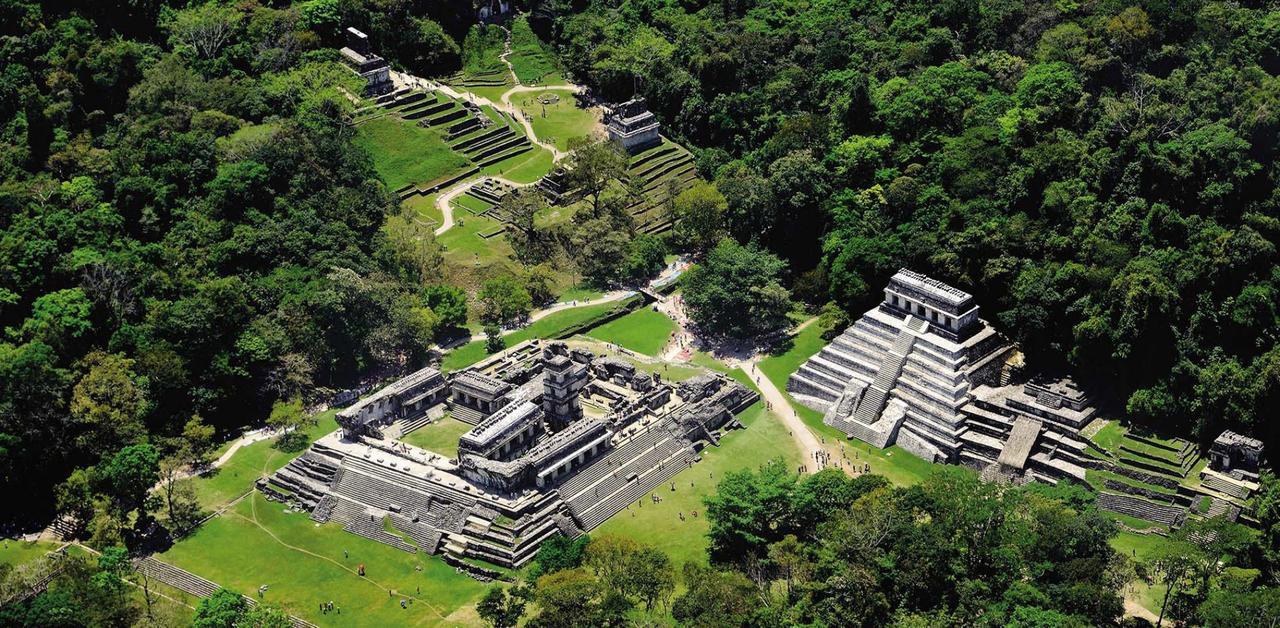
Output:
[338,27,392,96]
[789,269,1101,484]
[605,97,661,154]
[1209,431,1265,477]
[262,340,756,574]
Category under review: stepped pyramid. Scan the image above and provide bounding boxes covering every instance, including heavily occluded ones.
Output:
[788,270,1011,463]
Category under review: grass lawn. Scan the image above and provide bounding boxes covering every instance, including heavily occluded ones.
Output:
[183,411,338,512]
[399,416,473,459]
[438,210,511,263]
[353,117,470,191]
[482,145,555,184]
[557,286,604,302]
[585,306,678,356]
[594,396,803,567]
[0,538,59,567]
[442,301,630,372]
[161,494,488,626]
[515,90,599,152]
[402,194,443,225]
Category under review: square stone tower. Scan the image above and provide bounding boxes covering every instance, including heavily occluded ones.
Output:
[543,342,590,430]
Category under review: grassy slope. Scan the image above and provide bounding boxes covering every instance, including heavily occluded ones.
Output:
[399,416,472,459]
[508,17,562,85]
[353,117,470,191]
[402,194,443,225]
[585,307,678,356]
[161,494,487,626]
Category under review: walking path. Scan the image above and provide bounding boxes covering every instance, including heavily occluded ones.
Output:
[392,23,593,238]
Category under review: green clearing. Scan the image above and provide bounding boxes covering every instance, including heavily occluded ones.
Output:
[594,398,804,567]
[441,301,630,372]
[482,145,555,184]
[566,338,706,382]
[438,210,510,262]
[353,117,470,191]
[402,194,443,225]
[0,538,59,567]
[557,286,605,302]
[585,306,678,356]
[399,416,473,459]
[508,17,562,85]
[515,90,599,152]
[161,494,488,626]
[182,411,338,512]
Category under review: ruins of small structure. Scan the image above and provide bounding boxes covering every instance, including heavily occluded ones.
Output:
[605,97,661,154]
[261,340,756,574]
[339,27,393,96]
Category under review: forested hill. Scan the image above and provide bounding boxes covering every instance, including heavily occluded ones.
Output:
[538,0,1280,449]
[0,1,476,523]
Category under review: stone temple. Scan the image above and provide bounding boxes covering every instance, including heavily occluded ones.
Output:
[605,97,661,154]
[262,340,755,575]
[338,27,392,96]
[789,269,1095,484]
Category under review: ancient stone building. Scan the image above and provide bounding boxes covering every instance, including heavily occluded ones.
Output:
[449,371,513,424]
[338,27,392,96]
[336,366,447,437]
[789,269,1011,462]
[1209,431,1265,476]
[605,97,661,154]
[542,343,590,430]
[263,339,758,572]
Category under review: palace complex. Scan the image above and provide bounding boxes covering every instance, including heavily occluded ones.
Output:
[260,341,756,574]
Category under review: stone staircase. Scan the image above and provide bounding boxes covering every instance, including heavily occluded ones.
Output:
[1096,492,1187,526]
[1200,470,1252,500]
[850,318,919,426]
[450,405,487,425]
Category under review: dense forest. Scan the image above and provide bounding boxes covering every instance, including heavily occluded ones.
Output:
[533,0,1280,454]
[0,0,479,525]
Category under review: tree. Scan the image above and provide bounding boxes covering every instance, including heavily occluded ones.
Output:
[180,414,216,469]
[477,587,526,628]
[424,285,468,334]
[20,289,94,351]
[671,563,758,627]
[532,568,608,628]
[683,239,793,338]
[193,588,248,628]
[158,454,203,533]
[70,351,147,456]
[98,443,160,522]
[565,140,628,217]
[267,398,312,451]
[502,190,555,265]
[627,546,675,612]
[584,535,639,597]
[478,277,533,327]
[484,325,505,354]
[530,534,589,580]
[703,458,797,563]
[672,182,727,256]
[621,234,667,283]
[55,468,97,537]
[572,216,630,287]
[164,2,243,60]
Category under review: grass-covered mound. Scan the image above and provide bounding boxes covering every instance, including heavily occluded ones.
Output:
[353,117,471,191]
